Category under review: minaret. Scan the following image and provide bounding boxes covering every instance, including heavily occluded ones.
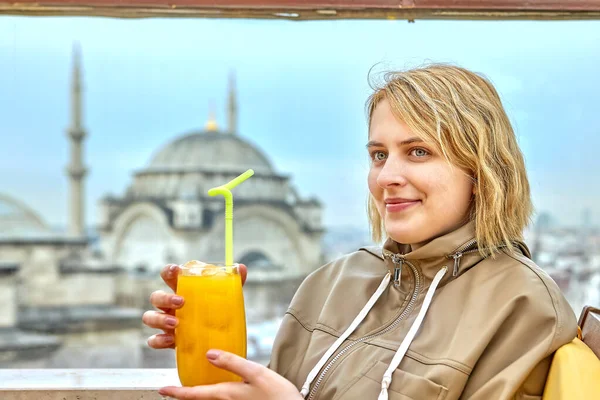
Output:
[66,43,88,237]
[227,71,237,134]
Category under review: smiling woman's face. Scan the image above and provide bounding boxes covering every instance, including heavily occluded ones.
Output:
[367,99,475,249]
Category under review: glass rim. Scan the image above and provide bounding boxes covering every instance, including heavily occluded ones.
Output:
[179,262,240,271]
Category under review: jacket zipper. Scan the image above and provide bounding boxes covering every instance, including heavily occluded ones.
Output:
[447,239,508,276]
[448,239,477,276]
[391,253,403,287]
[306,253,421,400]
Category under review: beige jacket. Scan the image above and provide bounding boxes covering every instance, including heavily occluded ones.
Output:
[269,222,577,400]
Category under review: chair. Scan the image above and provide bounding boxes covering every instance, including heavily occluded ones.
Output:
[577,306,600,359]
[542,305,600,400]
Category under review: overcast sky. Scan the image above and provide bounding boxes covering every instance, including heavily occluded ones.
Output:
[1,16,599,230]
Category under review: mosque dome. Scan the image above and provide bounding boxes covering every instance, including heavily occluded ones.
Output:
[0,194,52,238]
[145,125,274,175]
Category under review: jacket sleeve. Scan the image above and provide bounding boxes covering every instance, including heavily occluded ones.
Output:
[460,266,577,400]
[267,255,347,375]
[267,311,311,374]
[267,263,330,377]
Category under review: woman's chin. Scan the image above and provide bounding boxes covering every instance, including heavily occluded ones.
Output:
[384,219,429,245]
[386,229,421,245]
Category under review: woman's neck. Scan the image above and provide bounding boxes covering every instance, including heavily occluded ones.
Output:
[406,220,472,252]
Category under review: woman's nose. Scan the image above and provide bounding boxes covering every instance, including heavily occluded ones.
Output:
[376,157,408,189]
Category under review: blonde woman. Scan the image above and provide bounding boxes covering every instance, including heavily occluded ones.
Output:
[147,64,577,400]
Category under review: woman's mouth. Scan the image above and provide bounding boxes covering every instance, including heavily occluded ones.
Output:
[385,198,421,213]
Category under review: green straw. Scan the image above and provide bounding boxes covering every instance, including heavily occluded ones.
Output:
[208,169,254,266]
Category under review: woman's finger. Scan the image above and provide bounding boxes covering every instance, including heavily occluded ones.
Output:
[142,310,178,330]
[160,264,180,292]
[239,263,247,285]
[159,382,245,400]
[205,350,264,384]
[147,333,175,349]
[150,290,184,310]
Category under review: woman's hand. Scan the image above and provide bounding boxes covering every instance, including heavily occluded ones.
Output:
[143,263,248,349]
[159,350,303,400]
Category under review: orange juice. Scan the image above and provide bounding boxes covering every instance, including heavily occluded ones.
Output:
[175,262,246,386]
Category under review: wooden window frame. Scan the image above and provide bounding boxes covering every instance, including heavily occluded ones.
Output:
[1,0,600,20]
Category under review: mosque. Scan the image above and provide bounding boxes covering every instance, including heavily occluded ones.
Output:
[0,46,324,367]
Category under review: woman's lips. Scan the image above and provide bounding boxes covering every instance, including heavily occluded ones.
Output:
[385,200,421,212]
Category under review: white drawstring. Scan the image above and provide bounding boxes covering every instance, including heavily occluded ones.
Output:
[377,267,447,400]
[300,272,391,397]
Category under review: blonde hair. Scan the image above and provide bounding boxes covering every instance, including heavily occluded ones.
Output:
[366,64,533,256]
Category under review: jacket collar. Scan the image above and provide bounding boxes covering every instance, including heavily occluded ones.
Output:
[362,221,531,287]
[383,221,477,261]
[380,221,481,284]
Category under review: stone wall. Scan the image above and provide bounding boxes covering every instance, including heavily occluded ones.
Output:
[115,272,167,310]
[0,243,110,308]
[48,328,142,368]
[50,274,115,306]
[0,274,17,328]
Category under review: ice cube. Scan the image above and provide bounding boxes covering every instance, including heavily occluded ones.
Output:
[183,260,207,269]
[201,266,219,276]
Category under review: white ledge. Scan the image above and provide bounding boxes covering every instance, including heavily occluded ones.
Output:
[0,369,180,399]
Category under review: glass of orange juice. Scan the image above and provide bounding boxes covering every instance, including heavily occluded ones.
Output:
[175,260,247,386]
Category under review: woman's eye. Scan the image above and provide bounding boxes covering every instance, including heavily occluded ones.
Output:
[373,151,387,161]
[410,148,430,157]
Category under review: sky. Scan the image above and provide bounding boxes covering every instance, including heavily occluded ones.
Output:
[0,16,599,231]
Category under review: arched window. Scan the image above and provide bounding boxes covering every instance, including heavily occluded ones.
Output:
[239,251,280,270]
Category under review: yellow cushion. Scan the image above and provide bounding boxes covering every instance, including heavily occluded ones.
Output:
[543,338,600,400]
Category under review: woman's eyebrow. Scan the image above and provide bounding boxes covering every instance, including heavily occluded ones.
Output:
[366,140,384,149]
[366,137,424,149]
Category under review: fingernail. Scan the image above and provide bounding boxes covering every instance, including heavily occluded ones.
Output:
[147,335,156,347]
[163,335,174,345]
[206,350,221,360]
[172,296,184,306]
[166,265,177,278]
[166,317,177,327]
